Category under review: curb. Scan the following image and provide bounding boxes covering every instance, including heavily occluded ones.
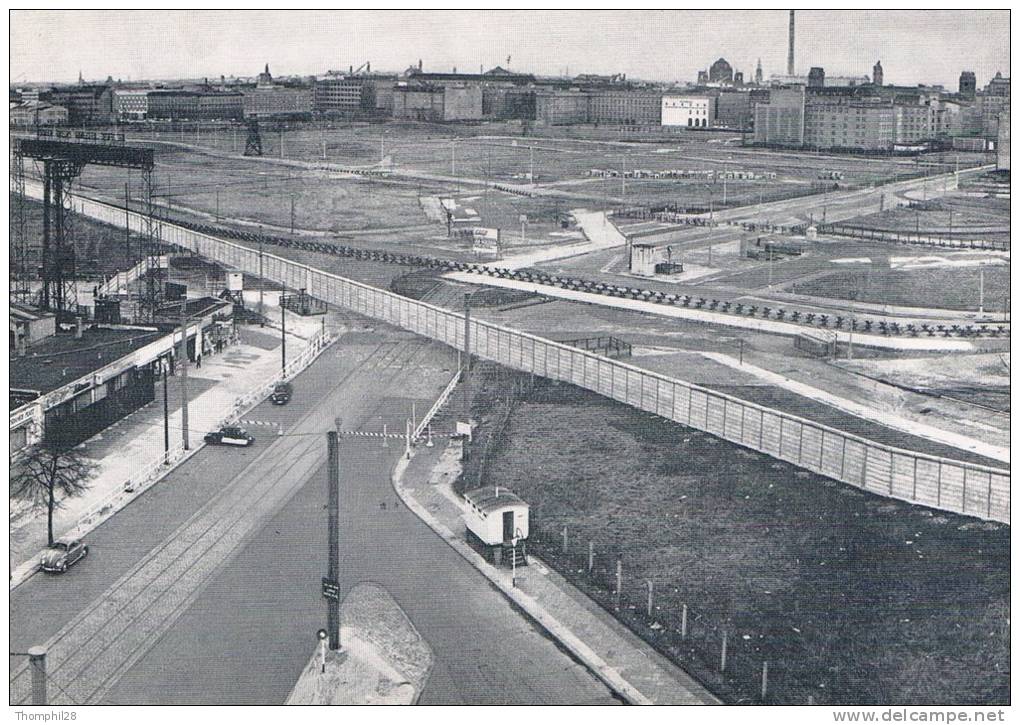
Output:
[389,451,653,705]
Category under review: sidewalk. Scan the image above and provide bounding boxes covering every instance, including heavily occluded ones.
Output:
[8,300,324,573]
[393,440,719,706]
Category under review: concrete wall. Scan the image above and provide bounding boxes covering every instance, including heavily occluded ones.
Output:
[61,189,1012,525]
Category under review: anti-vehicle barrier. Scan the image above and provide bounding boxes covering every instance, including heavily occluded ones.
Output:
[49,186,1012,524]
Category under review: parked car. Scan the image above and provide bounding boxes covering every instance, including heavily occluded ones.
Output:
[40,539,89,573]
[270,381,292,405]
[204,426,255,447]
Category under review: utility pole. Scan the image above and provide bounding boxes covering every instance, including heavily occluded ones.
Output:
[258,226,265,327]
[281,293,287,372]
[462,293,473,461]
[215,189,220,223]
[163,363,170,464]
[179,302,190,450]
[979,268,985,313]
[326,420,340,651]
[290,195,296,235]
[124,182,131,262]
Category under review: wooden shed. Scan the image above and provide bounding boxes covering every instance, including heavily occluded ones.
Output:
[462,486,530,566]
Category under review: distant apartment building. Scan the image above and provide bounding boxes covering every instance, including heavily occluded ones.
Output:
[660,95,713,127]
[804,98,896,150]
[242,85,314,118]
[977,72,1010,137]
[482,87,536,120]
[534,91,588,125]
[146,89,243,120]
[753,86,805,145]
[959,71,977,99]
[113,89,150,120]
[9,102,69,127]
[314,73,397,115]
[714,91,753,129]
[43,84,114,125]
[392,83,482,122]
[587,90,661,125]
[997,111,1009,171]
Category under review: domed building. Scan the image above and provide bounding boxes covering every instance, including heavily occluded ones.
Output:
[709,58,734,84]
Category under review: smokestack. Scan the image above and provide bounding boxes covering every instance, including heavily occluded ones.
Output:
[787,10,795,75]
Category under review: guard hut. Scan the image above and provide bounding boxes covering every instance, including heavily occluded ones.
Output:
[462,486,530,567]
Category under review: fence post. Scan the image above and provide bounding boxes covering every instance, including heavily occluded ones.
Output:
[588,540,594,572]
[562,526,568,555]
[761,661,769,702]
[614,558,622,612]
[681,603,688,640]
[720,630,728,672]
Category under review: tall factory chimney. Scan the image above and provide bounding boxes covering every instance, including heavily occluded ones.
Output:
[787,10,795,75]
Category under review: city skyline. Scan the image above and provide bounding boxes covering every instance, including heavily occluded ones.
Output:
[10,9,1011,88]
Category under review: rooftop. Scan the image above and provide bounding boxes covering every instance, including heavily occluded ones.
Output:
[463,486,528,514]
[10,325,166,397]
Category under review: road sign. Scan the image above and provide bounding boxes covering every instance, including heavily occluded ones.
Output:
[321,577,340,601]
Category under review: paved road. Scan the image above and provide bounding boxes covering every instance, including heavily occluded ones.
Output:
[10,328,615,706]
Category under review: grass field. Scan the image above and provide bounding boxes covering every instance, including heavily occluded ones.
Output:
[789,265,1011,312]
[478,377,1009,705]
[848,193,1009,244]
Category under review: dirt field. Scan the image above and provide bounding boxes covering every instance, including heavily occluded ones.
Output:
[789,264,1011,312]
[479,377,1009,705]
[848,192,1009,245]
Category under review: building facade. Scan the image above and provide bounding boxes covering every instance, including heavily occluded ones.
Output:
[753,86,805,145]
[43,85,114,125]
[715,91,753,129]
[959,71,977,99]
[9,102,69,126]
[533,91,588,125]
[112,89,149,120]
[587,90,661,125]
[242,85,314,118]
[660,95,713,127]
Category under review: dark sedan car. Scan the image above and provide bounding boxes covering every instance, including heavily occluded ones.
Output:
[204,426,256,447]
[40,539,89,573]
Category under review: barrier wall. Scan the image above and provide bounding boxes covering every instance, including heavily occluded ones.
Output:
[60,188,1012,524]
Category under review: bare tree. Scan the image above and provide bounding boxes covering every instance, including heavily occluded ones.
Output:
[11,443,97,547]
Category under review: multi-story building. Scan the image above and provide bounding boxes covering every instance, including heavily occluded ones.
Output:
[715,91,753,129]
[807,67,825,88]
[660,95,714,127]
[313,73,396,115]
[196,90,244,120]
[997,110,1009,171]
[533,91,588,125]
[803,97,896,150]
[242,84,314,119]
[959,71,977,99]
[42,84,114,125]
[977,72,1010,137]
[392,83,482,122]
[146,90,199,120]
[586,90,661,125]
[112,89,149,120]
[482,87,536,120]
[753,86,805,145]
[9,102,69,127]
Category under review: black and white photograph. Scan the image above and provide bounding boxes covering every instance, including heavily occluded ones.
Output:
[7,8,1011,716]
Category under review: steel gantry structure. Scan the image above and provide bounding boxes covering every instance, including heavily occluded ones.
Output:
[15,136,155,320]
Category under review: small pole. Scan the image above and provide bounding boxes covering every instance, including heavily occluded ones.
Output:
[179,303,190,450]
[124,182,131,261]
[562,526,568,554]
[739,339,744,365]
[163,365,170,463]
[215,188,220,223]
[588,540,594,572]
[382,423,388,447]
[979,268,985,313]
[290,195,296,235]
[326,420,340,650]
[720,630,728,672]
[461,293,473,461]
[761,661,769,702]
[29,646,47,706]
[411,401,417,435]
[405,419,412,459]
[258,227,265,326]
[426,424,434,448]
[646,580,654,617]
[681,603,688,639]
[281,293,287,372]
[319,636,327,674]
[614,558,622,612]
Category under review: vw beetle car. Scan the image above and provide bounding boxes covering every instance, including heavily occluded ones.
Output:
[40,538,89,573]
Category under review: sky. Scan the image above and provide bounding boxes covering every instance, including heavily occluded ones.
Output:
[9,10,1011,89]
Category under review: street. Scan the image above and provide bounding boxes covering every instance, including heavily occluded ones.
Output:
[10,326,616,705]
